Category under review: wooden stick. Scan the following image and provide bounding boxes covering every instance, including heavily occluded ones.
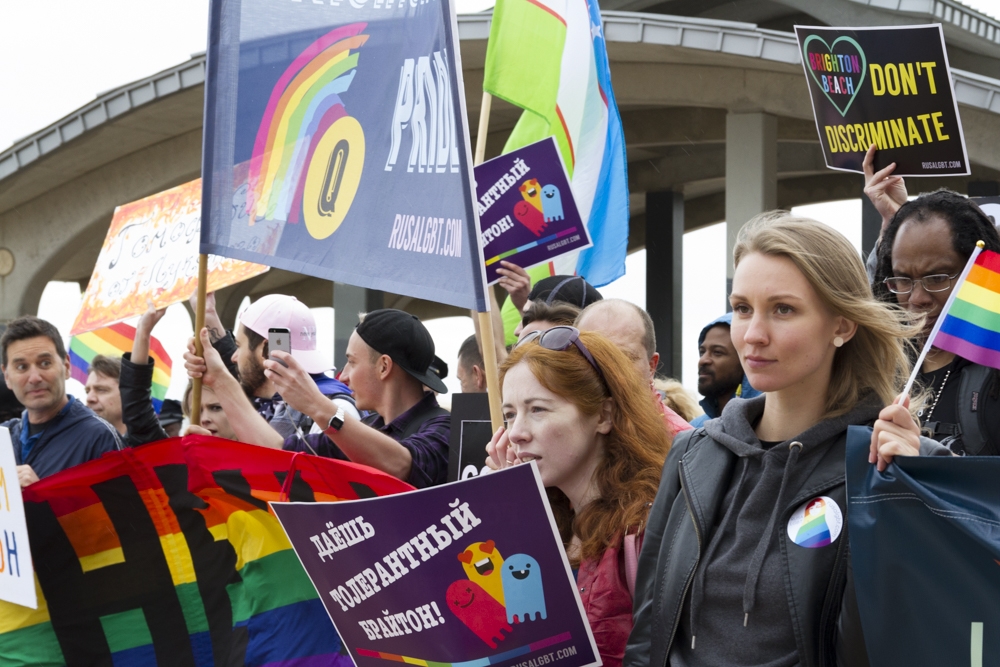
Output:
[190,253,209,424]
[473,92,503,432]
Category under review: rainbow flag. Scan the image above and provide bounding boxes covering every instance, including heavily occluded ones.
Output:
[0,436,412,667]
[69,322,171,411]
[934,248,1000,369]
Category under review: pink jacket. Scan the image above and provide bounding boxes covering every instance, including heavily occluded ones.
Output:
[576,532,643,667]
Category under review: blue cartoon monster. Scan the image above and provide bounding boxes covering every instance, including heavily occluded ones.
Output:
[500,554,546,623]
[540,184,564,222]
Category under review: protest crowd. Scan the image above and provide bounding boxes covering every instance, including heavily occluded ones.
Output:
[3,1,1000,663]
[3,146,999,665]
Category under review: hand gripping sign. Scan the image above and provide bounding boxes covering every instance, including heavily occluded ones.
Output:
[795,24,970,177]
[272,464,601,667]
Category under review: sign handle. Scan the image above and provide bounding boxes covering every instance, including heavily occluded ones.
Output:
[191,253,209,424]
[473,92,504,432]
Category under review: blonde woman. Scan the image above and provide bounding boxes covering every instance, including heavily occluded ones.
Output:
[626,213,951,667]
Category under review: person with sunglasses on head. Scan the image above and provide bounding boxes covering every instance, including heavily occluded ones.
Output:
[486,325,671,667]
[625,212,952,667]
[865,145,1000,455]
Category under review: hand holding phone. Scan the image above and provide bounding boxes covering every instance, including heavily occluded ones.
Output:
[268,328,291,367]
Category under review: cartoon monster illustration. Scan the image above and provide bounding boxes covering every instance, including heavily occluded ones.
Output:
[540,184,564,222]
[446,579,514,649]
[513,201,547,237]
[500,554,546,623]
[458,540,505,604]
[519,179,543,211]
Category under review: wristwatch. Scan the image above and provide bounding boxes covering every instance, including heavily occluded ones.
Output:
[326,407,346,432]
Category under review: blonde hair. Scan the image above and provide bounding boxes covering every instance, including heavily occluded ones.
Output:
[654,378,702,422]
[733,212,922,417]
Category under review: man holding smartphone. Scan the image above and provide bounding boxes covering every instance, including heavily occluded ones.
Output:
[185,308,450,488]
[197,294,360,434]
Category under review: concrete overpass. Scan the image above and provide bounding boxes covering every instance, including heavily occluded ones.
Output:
[2,0,999,372]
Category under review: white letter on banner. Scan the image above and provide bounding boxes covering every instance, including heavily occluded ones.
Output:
[386,59,415,172]
[426,524,452,550]
[433,51,452,174]
[409,57,437,174]
[358,516,375,539]
[409,531,439,560]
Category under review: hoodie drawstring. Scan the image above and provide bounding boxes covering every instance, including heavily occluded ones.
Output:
[742,441,802,627]
[689,457,752,649]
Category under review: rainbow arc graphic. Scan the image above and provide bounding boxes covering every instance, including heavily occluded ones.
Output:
[245,23,368,226]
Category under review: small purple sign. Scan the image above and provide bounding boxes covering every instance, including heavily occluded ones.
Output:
[475,138,592,284]
[271,464,601,667]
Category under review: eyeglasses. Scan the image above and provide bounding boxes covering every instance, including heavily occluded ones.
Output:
[515,325,607,387]
[883,273,960,294]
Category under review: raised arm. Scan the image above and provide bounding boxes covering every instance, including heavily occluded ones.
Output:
[121,303,170,446]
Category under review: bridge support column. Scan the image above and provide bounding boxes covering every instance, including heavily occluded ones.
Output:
[333,283,383,372]
[646,191,684,379]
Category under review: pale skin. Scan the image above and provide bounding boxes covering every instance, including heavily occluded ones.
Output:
[3,336,72,487]
[84,371,124,435]
[184,328,419,482]
[730,252,919,469]
[472,261,532,367]
[576,302,659,386]
[484,362,612,559]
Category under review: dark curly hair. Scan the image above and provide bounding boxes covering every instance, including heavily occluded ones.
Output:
[872,189,1000,304]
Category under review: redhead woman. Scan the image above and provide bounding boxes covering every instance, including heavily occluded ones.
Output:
[625,213,952,667]
[486,327,671,667]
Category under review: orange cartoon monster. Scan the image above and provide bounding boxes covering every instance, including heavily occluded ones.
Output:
[457,540,505,605]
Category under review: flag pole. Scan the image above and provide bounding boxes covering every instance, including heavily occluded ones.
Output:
[191,253,209,424]
[902,240,984,397]
[473,92,504,433]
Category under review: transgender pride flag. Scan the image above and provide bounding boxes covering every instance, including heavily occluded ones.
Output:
[484,0,629,288]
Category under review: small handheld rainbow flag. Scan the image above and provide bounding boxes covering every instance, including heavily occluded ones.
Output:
[934,247,1000,369]
[69,322,172,411]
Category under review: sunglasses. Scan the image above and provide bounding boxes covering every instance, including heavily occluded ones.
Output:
[515,325,607,387]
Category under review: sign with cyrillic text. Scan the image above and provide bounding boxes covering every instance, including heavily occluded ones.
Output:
[272,464,600,667]
[70,178,269,336]
[795,24,969,177]
[200,0,488,311]
[475,138,591,285]
[0,428,36,609]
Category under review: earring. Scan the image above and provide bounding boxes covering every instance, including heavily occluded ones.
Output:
[834,336,844,348]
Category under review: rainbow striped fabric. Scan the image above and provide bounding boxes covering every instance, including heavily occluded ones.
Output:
[0,436,412,667]
[69,322,172,411]
[935,249,1000,369]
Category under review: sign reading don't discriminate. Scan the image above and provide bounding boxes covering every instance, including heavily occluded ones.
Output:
[794,24,970,177]
[200,0,488,311]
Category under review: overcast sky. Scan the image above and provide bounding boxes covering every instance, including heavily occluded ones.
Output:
[3,0,998,405]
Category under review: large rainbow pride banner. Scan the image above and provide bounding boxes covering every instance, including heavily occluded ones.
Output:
[69,322,172,412]
[200,0,489,311]
[0,436,412,666]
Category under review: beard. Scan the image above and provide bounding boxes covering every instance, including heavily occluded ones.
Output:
[697,369,742,398]
[240,354,268,396]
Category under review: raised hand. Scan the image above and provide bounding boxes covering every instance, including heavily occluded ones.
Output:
[496,261,532,312]
[484,426,522,471]
[870,392,921,472]
[863,143,908,232]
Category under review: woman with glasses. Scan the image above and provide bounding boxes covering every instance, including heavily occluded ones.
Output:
[865,145,1000,455]
[485,326,671,667]
[625,212,951,667]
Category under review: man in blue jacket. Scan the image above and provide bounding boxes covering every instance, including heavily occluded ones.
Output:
[691,313,759,427]
[2,316,121,486]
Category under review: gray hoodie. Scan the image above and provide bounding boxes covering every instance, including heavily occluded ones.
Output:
[669,393,946,667]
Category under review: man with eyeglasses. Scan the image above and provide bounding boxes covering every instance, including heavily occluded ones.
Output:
[865,144,1000,455]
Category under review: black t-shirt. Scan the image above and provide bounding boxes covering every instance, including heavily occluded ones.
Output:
[918,356,1000,455]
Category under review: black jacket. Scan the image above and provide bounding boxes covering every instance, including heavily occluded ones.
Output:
[4,396,121,479]
[120,353,169,447]
[625,425,871,667]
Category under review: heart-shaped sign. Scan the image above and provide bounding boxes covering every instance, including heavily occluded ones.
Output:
[803,35,867,117]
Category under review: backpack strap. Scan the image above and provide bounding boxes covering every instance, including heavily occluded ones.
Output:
[953,363,992,455]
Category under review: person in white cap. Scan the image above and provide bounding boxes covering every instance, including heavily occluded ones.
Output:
[200,293,360,435]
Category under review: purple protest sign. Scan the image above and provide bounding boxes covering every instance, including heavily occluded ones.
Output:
[271,464,601,667]
[475,138,592,284]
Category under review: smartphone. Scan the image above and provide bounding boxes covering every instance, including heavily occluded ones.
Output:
[268,328,291,367]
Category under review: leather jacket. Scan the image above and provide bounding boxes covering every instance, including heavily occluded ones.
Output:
[624,427,870,667]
